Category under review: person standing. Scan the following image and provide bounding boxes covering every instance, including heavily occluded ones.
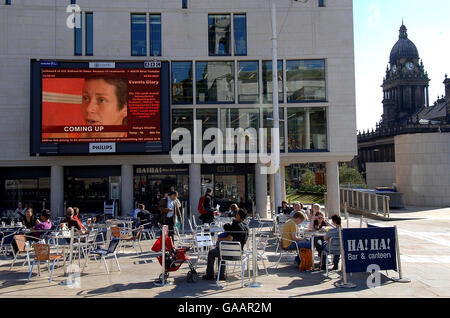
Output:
[159,191,182,241]
[198,188,217,225]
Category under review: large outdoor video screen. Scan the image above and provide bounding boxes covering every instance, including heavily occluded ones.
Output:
[41,68,161,143]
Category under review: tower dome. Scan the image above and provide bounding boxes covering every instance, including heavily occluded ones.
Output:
[389,24,419,63]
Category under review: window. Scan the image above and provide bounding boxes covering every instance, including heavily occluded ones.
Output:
[5,0,12,5]
[131,14,147,56]
[196,109,218,149]
[196,61,235,104]
[220,108,260,152]
[286,59,326,102]
[262,60,283,103]
[287,107,327,151]
[234,14,247,56]
[263,108,285,152]
[85,12,93,56]
[74,12,82,56]
[182,0,188,9]
[150,14,162,56]
[318,0,326,7]
[208,14,231,56]
[238,61,259,104]
[172,62,193,104]
[172,109,193,148]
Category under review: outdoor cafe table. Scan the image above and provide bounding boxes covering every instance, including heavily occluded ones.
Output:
[300,229,329,271]
[47,231,88,269]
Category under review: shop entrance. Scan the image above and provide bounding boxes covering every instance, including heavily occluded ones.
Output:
[201,164,255,214]
[134,166,189,213]
[64,166,121,214]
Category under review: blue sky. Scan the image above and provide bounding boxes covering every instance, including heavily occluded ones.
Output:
[353,0,450,131]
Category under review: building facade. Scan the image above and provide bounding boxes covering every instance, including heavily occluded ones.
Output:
[0,0,357,218]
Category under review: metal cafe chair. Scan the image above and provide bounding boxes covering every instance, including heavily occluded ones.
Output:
[193,231,215,269]
[0,229,19,256]
[82,238,121,275]
[320,236,341,277]
[27,244,65,283]
[274,229,300,269]
[10,234,36,270]
[217,241,248,288]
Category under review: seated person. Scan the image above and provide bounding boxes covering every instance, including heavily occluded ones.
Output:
[307,203,321,221]
[222,204,239,218]
[130,204,143,219]
[63,207,84,232]
[30,209,52,239]
[317,214,341,271]
[289,202,304,218]
[22,208,37,229]
[216,224,233,247]
[308,211,331,232]
[203,209,249,281]
[281,212,311,251]
[137,204,152,225]
[73,207,87,231]
[281,201,293,215]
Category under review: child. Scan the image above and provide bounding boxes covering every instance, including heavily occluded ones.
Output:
[216,223,232,247]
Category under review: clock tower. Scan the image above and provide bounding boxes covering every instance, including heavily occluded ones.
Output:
[381,23,430,128]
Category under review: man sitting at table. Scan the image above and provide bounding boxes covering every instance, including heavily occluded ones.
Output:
[289,202,304,219]
[202,209,249,281]
[64,207,83,232]
[30,209,52,239]
[281,212,311,250]
[73,207,87,232]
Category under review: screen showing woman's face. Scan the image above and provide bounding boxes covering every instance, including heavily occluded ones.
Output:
[81,79,127,126]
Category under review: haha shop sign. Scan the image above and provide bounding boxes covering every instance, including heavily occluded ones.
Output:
[342,227,398,273]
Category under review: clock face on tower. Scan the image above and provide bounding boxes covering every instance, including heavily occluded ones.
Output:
[392,65,397,73]
[406,62,415,71]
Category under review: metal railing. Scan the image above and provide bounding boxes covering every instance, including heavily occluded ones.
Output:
[340,188,390,218]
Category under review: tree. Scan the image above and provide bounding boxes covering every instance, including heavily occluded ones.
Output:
[301,169,316,186]
[339,164,365,186]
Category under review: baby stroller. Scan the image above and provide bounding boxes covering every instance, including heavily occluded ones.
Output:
[151,232,198,283]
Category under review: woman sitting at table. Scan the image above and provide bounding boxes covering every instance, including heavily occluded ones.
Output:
[30,209,52,239]
[308,211,334,270]
[22,208,37,229]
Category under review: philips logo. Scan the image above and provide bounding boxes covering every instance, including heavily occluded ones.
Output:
[89,143,116,153]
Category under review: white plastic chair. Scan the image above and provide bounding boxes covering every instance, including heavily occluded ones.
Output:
[217,241,248,288]
[194,231,215,268]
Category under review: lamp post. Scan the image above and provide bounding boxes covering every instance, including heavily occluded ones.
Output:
[271,0,308,210]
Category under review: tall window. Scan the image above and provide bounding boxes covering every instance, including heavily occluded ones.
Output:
[74,12,82,56]
[287,107,327,151]
[238,61,259,104]
[196,109,218,149]
[131,14,147,56]
[263,108,285,152]
[262,60,283,103]
[234,14,247,56]
[85,12,93,56]
[220,108,260,152]
[286,59,326,102]
[172,109,193,148]
[208,14,231,56]
[172,61,193,104]
[196,61,235,104]
[150,14,162,56]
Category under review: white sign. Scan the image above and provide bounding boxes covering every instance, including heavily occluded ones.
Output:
[89,143,116,153]
[89,62,116,69]
[144,61,161,68]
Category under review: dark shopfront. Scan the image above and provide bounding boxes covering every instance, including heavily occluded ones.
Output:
[201,164,255,214]
[134,165,189,213]
[0,167,51,215]
[64,166,122,214]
